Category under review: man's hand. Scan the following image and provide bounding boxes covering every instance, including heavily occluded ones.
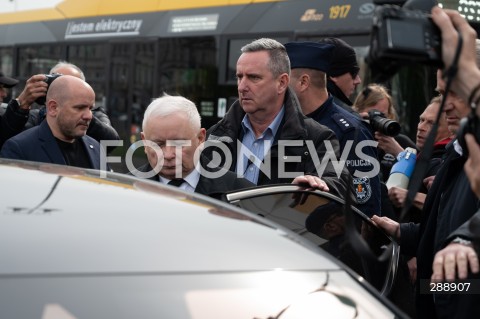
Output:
[423,175,435,190]
[371,215,400,240]
[407,257,417,284]
[431,242,480,282]
[375,132,403,157]
[388,186,408,208]
[292,175,329,192]
[388,186,426,210]
[16,74,48,110]
[431,7,480,103]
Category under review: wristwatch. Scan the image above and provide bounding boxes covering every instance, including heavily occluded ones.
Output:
[451,237,472,246]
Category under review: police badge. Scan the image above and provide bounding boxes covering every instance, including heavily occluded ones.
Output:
[353,177,372,204]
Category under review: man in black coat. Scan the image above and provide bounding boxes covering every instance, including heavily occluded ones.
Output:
[1,75,103,170]
[371,68,480,318]
[204,38,351,199]
[0,73,47,149]
[25,61,120,145]
[317,37,361,115]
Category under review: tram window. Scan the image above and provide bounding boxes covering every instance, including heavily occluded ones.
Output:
[0,48,14,76]
[18,45,64,79]
[156,37,217,102]
[226,39,251,83]
[68,43,108,109]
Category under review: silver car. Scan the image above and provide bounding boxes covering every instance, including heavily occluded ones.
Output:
[0,159,406,318]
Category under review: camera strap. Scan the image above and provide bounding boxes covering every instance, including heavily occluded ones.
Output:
[398,32,463,223]
[342,32,464,276]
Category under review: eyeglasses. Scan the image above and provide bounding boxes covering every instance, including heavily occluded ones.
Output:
[349,70,359,79]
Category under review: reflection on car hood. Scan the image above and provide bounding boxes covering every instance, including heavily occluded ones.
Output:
[0,159,340,275]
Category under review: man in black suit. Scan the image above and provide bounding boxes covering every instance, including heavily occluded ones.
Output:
[0,75,103,169]
[130,94,254,198]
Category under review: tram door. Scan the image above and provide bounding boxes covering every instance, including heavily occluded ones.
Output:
[107,41,156,146]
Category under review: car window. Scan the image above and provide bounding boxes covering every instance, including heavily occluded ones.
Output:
[226,187,399,295]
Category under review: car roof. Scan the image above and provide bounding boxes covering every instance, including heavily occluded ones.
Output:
[0,159,340,276]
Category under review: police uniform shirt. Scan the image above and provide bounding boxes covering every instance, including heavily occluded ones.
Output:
[307,95,381,217]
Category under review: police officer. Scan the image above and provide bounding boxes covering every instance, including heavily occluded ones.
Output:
[317,37,361,114]
[285,41,381,217]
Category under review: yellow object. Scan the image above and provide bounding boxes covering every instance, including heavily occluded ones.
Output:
[0,0,282,25]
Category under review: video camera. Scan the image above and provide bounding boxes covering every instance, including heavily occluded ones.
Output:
[368,0,442,81]
[367,109,401,137]
[35,73,62,105]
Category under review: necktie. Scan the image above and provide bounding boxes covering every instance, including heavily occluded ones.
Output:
[168,178,185,187]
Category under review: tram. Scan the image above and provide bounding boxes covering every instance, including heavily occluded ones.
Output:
[0,0,462,143]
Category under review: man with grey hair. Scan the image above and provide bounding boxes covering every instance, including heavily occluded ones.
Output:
[25,61,120,145]
[204,38,351,198]
[131,94,254,198]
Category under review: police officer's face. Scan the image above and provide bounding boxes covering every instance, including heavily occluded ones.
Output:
[142,113,205,180]
[329,71,361,98]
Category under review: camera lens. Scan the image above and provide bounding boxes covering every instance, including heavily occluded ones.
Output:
[371,116,401,137]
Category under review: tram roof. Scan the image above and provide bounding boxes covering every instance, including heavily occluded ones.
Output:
[0,0,375,46]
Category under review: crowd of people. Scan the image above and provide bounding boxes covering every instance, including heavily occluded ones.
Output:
[0,5,479,319]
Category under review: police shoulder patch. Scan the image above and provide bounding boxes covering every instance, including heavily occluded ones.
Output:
[332,113,356,133]
[353,177,372,204]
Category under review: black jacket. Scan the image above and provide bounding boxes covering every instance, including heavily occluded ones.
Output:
[132,155,255,200]
[400,142,480,318]
[0,99,29,149]
[204,88,351,200]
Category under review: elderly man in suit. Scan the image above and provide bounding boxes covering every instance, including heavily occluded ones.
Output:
[0,75,103,169]
[131,94,254,198]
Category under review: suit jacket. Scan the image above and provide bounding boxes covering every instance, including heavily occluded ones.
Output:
[132,157,255,200]
[0,120,102,169]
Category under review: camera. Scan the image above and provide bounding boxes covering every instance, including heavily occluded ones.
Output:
[457,113,480,158]
[368,3,442,80]
[35,73,62,105]
[368,109,401,137]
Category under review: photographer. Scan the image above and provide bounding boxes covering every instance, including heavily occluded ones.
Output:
[372,6,480,319]
[25,62,120,145]
[0,74,48,149]
[353,83,416,182]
